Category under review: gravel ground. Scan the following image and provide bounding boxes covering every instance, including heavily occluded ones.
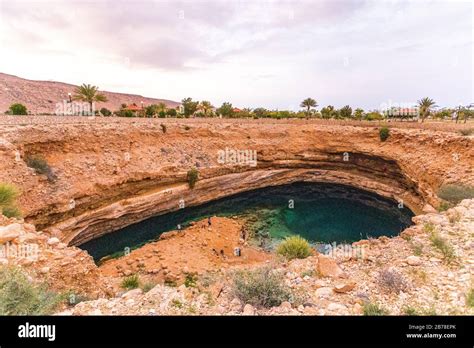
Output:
[0,115,471,133]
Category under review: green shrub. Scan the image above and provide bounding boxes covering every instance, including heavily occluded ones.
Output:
[438,184,474,204]
[166,108,177,117]
[2,205,22,218]
[0,183,18,208]
[276,235,312,260]
[379,127,390,141]
[164,279,177,287]
[158,111,166,118]
[141,282,156,293]
[120,274,140,290]
[437,201,453,212]
[187,168,199,189]
[0,266,61,315]
[184,273,198,288]
[25,155,56,182]
[160,124,167,133]
[423,222,435,234]
[403,306,420,316]
[429,231,456,264]
[9,103,28,115]
[363,302,389,316]
[231,266,292,308]
[0,183,21,218]
[100,107,112,116]
[467,289,474,308]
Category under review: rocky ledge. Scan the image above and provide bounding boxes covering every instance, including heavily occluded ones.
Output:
[48,199,472,316]
[0,120,472,245]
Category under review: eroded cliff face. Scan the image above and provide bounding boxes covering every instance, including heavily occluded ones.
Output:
[0,119,472,245]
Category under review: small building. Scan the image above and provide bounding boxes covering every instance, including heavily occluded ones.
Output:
[125,103,143,112]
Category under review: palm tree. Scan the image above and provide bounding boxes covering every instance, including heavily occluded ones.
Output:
[417,97,436,123]
[300,98,318,117]
[73,84,108,114]
[200,101,213,117]
[157,102,167,113]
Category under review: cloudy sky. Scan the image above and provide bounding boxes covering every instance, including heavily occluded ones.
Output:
[0,0,472,110]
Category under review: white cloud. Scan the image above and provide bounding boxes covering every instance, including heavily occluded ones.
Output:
[0,0,471,109]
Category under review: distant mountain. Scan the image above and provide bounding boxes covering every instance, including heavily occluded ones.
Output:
[0,72,180,114]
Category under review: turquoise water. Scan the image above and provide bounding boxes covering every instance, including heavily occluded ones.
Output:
[80,182,414,262]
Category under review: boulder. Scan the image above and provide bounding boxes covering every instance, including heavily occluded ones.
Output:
[406,255,422,266]
[317,255,344,278]
[47,237,60,246]
[122,288,143,299]
[315,287,333,299]
[327,302,348,312]
[422,204,437,213]
[333,281,356,293]
[0,223,22,244]
[242,304,255,315]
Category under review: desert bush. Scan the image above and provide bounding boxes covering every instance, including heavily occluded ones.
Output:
[447,211,461,224]
[0,266,61,315]
[276,235,312,260]
[100,107,112,116]
[25,155,57,182]
[377,268,409,293]
[160,124,167,133]
[0,183,21,218]
[403,306,420,316]
[411,242,423,256]
[459,128,473,136]
[423,222,435,234]
[184,125,191,131]
[184,273,198,288]
[467,289,474,308]
[120,274,140,290]
[379,127,390,141]
[141,282,156,293]
[9,103,28,115]
[187,168,199,189]
[0,183,18,208]
[438,184,474,204]
[2,205,22,218]
[231,266,292,308]
[430,231,456,264]
[166,108,177,117]
[437,201,453,212]
[363,302,389,316]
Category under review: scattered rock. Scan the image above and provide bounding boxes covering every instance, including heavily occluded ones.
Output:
[0,223,22,243]
[406,255,422,266]
[315,287,333,299]
[243,304,255,315]
[317,255,344,278]
[47,237,60,246]
[333,281,356,293]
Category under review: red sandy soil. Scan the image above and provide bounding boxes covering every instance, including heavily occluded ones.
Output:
[99,216,272,286]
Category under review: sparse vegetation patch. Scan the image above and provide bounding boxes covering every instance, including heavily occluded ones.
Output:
[276,235,312,260]
[231,266,292,308]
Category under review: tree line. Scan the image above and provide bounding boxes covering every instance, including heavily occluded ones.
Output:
[4,84,472,123]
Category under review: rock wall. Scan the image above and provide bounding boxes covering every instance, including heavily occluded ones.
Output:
[0,119,472,244]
